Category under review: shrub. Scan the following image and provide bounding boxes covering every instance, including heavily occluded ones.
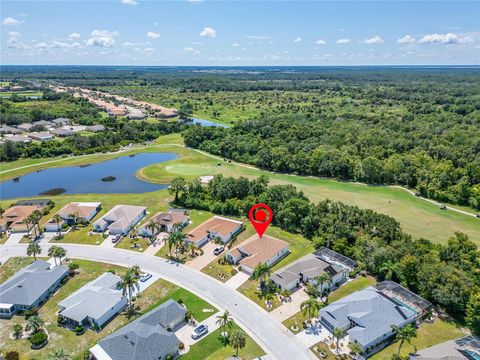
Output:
[30,331,48,347]
[230,269,238,276]
[131,295,137,302]
[24,308,38,319]
[5,351,20,360]
[179,341,185,350]
[75,325,85,334]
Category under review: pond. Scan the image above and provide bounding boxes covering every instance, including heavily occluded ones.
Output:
[0,152,176,199]
[188,117,230,128]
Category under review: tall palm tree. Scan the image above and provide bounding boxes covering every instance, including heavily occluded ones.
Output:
[27,242,41,261]
[168,177,187,203]
[47,348,70,360]
[68,212,79,230]
[121,267,140,309]
[300,297,321,323]
[146,221,159,242]
[55,246,67,264]
[230,329,246,357]
[252,263,272,293]
[166,231,186,257]
[24,216,33,236]
[380,260,397,280]
[52,214,63,235]
[392,324,417,357]
[216,310,234,336]
[25,315,44,334]
[48,245,59,265]
[26,215,38,239]
[32,210,43,238]
[314,273,332,304]
[333,327,346,355]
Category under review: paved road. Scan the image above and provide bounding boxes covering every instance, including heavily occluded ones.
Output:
[0,243,316,360]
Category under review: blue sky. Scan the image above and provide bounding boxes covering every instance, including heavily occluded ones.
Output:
[1,1,479,65]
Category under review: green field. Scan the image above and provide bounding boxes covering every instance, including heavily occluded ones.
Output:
[1,133,479,245]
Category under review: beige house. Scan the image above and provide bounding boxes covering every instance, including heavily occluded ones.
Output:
[0,205,43,233]
[185,216,243,248]
[45,202,102,232]
[138,210,189,237]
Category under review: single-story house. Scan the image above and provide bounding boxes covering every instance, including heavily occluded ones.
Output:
[0,126,22,134]
[52,117,71,127]
[0,205,43,233]
[89,299,186,360]
[226,235,289,274]
[138,210,189,237]
[58,272,127,330]
[32,120,54,129]
[186,216,243,248]
[318,285,419,355]
[270,253,346,291]
[15,199,52,207]
[45,202,101,232]
[314,247,358,270]
[126,106,145,120]
[87,124,106,132]
[410,335,480,360]
[3,135,31,143]
[0,260,68,318]
[28,132,55,141]
[16,123,34,132]
[50,128,74,137]
[62,125,87,133]
[93,205,146,235]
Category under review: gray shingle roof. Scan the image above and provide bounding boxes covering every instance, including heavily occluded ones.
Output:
[58,272,125,323]
[0,260,68,306]
[96,299,185,360]
[319,286,417,348]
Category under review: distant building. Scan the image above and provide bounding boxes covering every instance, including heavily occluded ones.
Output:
[45,202,101,232]
[0,260,68,318]
[16,123,34,132]
[138,210,189,237]
[185,216,244,248]
[3,135,31,143]
[28,132,55,141]
[89,299,185,360]
[52,117,71,127]
[50,128,74,137]
[226,235,289,274]
[15,199,52,207]
[410,335,480,360]
[93,205,146,235]
[86,124,106,132]
[0,126,22,135]
[62,125,87,133]
[58,272,127,330]
[32,120,54,129]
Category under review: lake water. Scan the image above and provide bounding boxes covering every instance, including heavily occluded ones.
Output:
[0,152,176,199]
[189,118,230,128]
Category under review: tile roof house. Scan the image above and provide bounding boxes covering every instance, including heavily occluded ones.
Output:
[138,210,189,237]
[318,285,418,355]
[58,272,127,330]
[87,124,106,132]
[52,117,71,127]
[410,335,480,360]
[0,260,68,318]
[93,205,146,235]
[50,128,74,137]
[16,123,34,132]
[45,202,101,232]
[226,235,289,274]
[0,126,22,134]
[270,253,346,291]
[185,216,243,248]
[3,134,32,143]
[0,205,42,233]
[28,131,55,141]
[89,299,186,360]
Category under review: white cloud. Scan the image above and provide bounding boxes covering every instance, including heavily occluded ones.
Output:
[121,0,138,5]
[7,31,28,49]
[315,39,326,45]
[144,47,154,53]
[293,37,302,43]
[86,30,118,47]
[146,31,160,39]
[2,17,21,26]
[200,27,216,38]
[8,31,21,39]
[336,38,351,45]
[243,35,270,40]
[361,35,384,44]
[154,22,159,26]
[418,33,473,44]
[232,43,240,47]
[34,42,50,49]
[184,47,195,52]
[123,41,143,47]
[69,33,81,40]
[397,35,416,44]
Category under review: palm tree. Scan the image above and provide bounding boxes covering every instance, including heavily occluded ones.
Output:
[146,221,159,242]
[216,310,234,336]
[121,267,140,309]
[68,212,79,230]
[25,315,44,334]
[166,231,186,257]
[26,215,38,239]
[349,341,363,357]
[252,263,272,293]
[52,214,63,235]
[27,242,41,261]
[380,260,397,280]
[32,210,43,238]
[12,323,23,339]
[392,324,417,357]
[48,245,59,265]
[186,242,197,256]
[333,327,346,355]
[300,297,321,324]
[230,329,246,357]
[24,216,33,236]
[47,348,70,360]
[55,246,67,264]
[130,264,141,276]
[168,177,187,203]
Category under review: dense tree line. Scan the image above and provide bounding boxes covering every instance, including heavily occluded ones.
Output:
[174,174,479,332]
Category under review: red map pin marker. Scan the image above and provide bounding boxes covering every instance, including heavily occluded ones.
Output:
[248,203,273,238]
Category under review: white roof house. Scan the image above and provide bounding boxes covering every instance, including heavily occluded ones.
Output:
[93,205,146,235]
[58,272,127,329]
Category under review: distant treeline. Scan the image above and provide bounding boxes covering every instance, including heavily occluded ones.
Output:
[174,174,480,333]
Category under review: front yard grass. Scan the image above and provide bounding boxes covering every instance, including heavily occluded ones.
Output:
[237,279,282,312]
[0,257,217,360]
[310,342,344,359]
[370,317,466,360]
[202,259,238,283]
[180,323,265,360]
[115,236,151,252]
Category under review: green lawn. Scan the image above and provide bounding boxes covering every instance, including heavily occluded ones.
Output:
[370,318,466,360]
[180,323,265,360]
[0,257,216,360]
[237,279,282,312]
[115,236,151,252]
[310,342,345,360]
[282,276,376,332]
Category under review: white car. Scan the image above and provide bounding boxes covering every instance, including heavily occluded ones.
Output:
[191,324,208,339]
[140,273,152,282]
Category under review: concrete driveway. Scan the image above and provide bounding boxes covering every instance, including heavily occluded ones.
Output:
[225,271,250,290]
[5,232,27,245]
[270,288,310,322]
[186,241,221,270]
[100,235,117,248]
[0,243,316,360]
[175,313,221,346]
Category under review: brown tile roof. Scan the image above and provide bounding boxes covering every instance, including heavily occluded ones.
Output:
[187,216,243,244]
[237,235,289,269]
[46,202,100,225]
[0,205,41,228]
[144,211,188,227]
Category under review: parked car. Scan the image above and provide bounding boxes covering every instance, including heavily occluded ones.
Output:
[191,324,208,339]
[440,205,447,210]
[213,246,225,255]
[476,214,480,218]
[112,234,122,243]
[140,273,152,282]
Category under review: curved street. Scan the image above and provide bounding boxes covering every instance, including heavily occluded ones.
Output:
[0,243,316,360]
